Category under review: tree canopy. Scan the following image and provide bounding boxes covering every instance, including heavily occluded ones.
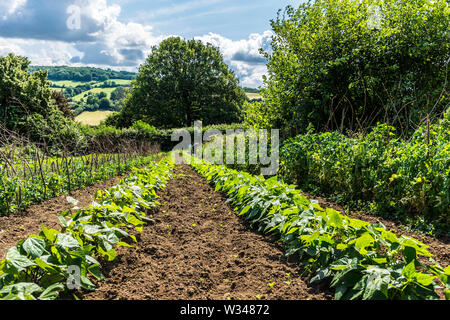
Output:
[115,37,246,128]
[245,0,449,137]
[0,54,85,151]
[0,54,54,131]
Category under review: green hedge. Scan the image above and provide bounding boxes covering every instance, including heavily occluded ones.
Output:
[81,120,249,152]
[280,116,450,235]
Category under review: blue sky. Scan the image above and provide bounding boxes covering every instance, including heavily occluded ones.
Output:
[112,0,303,40]
[0,0,304,87]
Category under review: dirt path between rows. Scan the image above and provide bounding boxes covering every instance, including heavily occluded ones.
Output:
[0,174,127,259]
[83,164,332,300]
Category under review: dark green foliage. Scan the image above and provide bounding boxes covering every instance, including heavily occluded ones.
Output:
[51,91,73,120]
[98,97,111,110]
[116,37,246,128]
[84,119,248,152]
[110,87,127,103]
[280,115,450,235]
[28,66,136,82]
[246,0,449,137]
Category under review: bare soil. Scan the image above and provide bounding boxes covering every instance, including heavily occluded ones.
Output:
[82,164,332,300]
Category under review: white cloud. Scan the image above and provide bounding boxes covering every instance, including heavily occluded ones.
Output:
[0,38,78,66]
[0,0,27,20]
[195,31,273,87]
[0,0,272,87]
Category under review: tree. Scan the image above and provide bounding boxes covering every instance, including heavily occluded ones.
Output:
[51,90,74,119]
[117,37,246,128]
[97,92,107,99]
[98,97,111,110]
[110,86,127,102]
[248,0,449,137]
[0,54,86,152]
[0,54,53,131]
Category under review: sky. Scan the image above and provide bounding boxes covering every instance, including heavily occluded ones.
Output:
[0,0,304,87]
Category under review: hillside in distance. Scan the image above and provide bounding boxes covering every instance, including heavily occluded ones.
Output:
[29,65,136,82]
[29,65,261,126]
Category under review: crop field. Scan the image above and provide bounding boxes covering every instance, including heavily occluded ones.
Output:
[246,92,263,100]
[75,111,115,126]
[0,0,448,306]
[0,151,448,301]
[71,87,117,102]
[50,80,97,88]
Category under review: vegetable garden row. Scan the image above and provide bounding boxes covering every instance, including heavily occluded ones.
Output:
[0,156,173,300]
[0,151,448,300]
[185,153,449,300]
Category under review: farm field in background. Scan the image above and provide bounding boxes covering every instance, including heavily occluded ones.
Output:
[246,92,262,100]
[71,87,117,102]
[50,80,97,88]
[75,110,115,125]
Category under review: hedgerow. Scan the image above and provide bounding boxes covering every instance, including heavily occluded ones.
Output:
[280,115,450,235]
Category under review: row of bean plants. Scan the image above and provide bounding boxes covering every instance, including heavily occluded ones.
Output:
[186,154,449,300]
[0,156,173,300]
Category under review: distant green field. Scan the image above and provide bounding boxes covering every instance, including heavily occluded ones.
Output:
[93,79,133,87]
[51,80,96,87]
[72,87,117,102]
[51,79,132,89]
[75,111,114,126]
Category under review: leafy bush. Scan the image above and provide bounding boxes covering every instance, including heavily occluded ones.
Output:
[249,0,449,137]
[280,117,450,235]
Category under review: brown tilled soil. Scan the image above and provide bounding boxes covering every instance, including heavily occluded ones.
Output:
[82,164,332,300]
[0,174,127,259]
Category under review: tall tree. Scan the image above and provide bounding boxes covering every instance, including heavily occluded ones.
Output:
[117,37,246,128]
[246,0,449,137]
[0,54,53,131]
[51,90,74,119]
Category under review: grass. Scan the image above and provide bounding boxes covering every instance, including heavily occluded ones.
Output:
[50,80,97,87]
[75,111,115,126]
[93,79,133,87]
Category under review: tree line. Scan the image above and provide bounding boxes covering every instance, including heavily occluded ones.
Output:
[28,66,136,82]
